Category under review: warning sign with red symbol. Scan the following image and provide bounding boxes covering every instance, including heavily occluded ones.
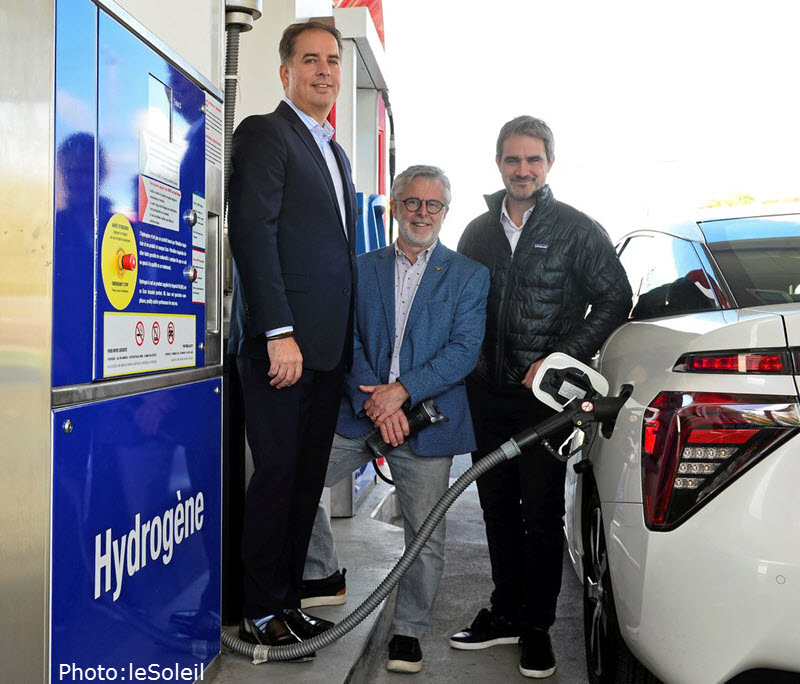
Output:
[135,321,145,346]
[102,312,195,377]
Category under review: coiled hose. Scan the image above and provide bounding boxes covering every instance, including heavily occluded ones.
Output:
[221,438,522,663]
[223,24,240,209]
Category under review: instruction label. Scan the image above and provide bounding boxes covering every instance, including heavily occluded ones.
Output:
[205,94,223,173]
[192,194,206,248]
[100,214,138,311]
[137,275,189,309]
[139,176,181,231]
[138,230,188,277]
[139,130,181,188]
[192,249,205,305]
[103,312,195,377]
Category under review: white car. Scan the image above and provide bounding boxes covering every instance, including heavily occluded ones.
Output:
[564,211,800,684]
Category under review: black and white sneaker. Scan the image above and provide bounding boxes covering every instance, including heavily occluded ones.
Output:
[519,628,556,678]
[449,607,520,650]
[300,568,347,609]
[386,634,423,673]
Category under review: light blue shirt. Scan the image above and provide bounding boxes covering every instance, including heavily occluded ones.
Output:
[283,97,347,237]
[267,98,349,339]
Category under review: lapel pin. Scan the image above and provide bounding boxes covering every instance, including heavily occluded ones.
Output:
[434,266,442,272]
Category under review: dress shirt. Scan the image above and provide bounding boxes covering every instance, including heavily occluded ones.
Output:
[500,196,534,254]
[266,99,348,339]
[283,97,347,237]
[389,240,437,383]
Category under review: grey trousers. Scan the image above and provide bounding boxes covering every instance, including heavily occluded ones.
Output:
[304,432,452,639]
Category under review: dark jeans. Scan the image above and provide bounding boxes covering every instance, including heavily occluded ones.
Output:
[237,355,345,617]
[467,376,568,631]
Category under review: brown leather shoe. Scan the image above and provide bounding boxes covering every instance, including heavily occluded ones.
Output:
[238,617,315,660]
[281,608,334,639]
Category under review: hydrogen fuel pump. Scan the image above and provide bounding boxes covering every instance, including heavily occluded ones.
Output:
[0,1,229,680]
[222,354,628,663]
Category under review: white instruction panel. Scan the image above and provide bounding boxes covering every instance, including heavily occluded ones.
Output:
[103,312,195,377]
[205,94,223,173]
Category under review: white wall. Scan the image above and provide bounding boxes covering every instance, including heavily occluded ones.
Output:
[114,0,224,88]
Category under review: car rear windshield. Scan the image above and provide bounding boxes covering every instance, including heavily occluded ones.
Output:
[701,216,800,307]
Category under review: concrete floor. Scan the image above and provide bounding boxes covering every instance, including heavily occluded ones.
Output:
[210,455,589,683]
[363,481,588,683]
[210,509,405,683]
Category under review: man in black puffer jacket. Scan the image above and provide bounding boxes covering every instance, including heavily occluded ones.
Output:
[450,116,632,679]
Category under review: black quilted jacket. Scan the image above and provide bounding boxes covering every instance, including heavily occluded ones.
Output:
[457,186,632,392]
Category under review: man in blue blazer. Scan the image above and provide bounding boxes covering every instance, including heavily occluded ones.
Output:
[227,21,357,651]
[302,165,490,673]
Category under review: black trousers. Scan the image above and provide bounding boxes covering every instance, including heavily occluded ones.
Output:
[236,355,345,617]
[467,376,568,631]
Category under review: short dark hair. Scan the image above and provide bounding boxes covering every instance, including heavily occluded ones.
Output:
[279,21,343,66]
[391,165,452,206]
[496,116,555,163]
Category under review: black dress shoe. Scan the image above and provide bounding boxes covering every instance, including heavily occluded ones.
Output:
[281,608,335,639]
[238,617,315,660]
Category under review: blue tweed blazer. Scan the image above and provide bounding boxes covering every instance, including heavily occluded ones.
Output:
[337,242,489,457]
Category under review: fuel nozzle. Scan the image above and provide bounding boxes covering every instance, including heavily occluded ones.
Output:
[366,399,448,459]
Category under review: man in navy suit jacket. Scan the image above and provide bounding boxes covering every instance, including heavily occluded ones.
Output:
[302,166,490,673]
[227,21,358,651]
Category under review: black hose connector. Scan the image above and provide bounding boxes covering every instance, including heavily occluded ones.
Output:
[512,395,628,455]
[365,399,447,460]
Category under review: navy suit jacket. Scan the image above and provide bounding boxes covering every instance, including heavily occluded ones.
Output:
[227,101,358,370]
[337,243,490,457]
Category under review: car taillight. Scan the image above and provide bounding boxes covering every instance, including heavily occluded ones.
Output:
[674,350,791,374]
[641,392,800,530]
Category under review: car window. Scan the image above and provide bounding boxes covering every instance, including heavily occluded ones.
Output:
[702,217,800,307]
[619,234,719,320]
[617,235,653,311]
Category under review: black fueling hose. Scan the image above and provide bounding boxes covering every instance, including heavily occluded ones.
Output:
[379,89,396,243]
[221,395,626,662]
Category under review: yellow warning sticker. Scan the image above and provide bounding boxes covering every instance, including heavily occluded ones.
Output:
[101,213,138,310]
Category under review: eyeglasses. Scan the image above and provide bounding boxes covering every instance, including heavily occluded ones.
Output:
[398,197,446,215]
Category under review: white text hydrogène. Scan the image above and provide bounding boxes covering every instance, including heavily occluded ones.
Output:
[94,490,205,601]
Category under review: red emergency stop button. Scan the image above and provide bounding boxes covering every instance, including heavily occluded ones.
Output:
[120,253,137,271]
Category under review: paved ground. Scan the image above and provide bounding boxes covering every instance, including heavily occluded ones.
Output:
[363,475,589,683]
[210,452,589,683]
